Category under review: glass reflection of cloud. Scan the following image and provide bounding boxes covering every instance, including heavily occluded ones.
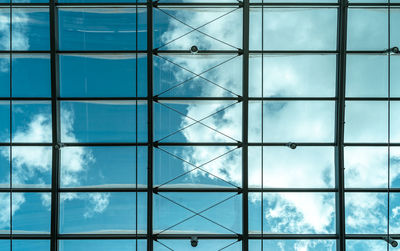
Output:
[0,106,108,231]
[159,4,397,250]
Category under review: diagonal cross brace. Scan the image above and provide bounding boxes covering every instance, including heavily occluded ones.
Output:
[155,193,240,235]
[156,7,241,50]
[156,100,241,143]
[155,54,241,97]
[155,146,241,189]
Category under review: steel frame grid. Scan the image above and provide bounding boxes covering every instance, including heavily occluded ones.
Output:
[0,0,398,251]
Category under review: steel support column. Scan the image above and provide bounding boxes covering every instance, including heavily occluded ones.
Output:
[147,1,154,250]
[242,0,250,250]
[335,0,348,249]
[50,0,60,250]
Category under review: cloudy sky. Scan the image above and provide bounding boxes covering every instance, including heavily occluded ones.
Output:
[0,2,399,251]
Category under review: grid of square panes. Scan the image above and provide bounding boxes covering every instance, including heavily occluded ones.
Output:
[0,0,399,250]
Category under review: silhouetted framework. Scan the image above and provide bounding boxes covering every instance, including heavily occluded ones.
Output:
[0,0,399,250]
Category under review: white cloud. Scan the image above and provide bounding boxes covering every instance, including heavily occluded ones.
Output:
[0,106,107,228]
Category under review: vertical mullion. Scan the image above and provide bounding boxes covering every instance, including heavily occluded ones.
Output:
[147,1,153,251]
[242,0,249,250]
[50,0,60,250]
[335,0,348,249]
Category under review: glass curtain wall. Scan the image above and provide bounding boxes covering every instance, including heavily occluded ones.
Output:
[0,0,398,250]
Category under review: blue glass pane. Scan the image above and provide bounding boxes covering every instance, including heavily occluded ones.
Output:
[345,192,387,234]
[154,239,241,251]
[154,192,241,234]
[58,8,147,51]
[12,54,51,97]
[249,240,336,251]
[344,101,388,143]
[154,7,242,50]
[12,101,52,143]
[12,8,50,51]
[0,147,9,188]
[249,192,336,234]
[12,147,52,188]
[60,54,147,97]
[346,55,388,97]
[60,101,147,143]
[347,8,388,50]
[59,240,146,251]
[250,8,337,50]
[248,146,335,188]
[346,240,388,250]
[59,192,147,234]
[0,102,10,143]
[12,240,50,251]
[0,193,10,233]
[59,0,146,2]
[249,101,335,143]
[154,146,241,188]
[0,9,10,50]
[249,54,336,97]
[0,240,10,251]
[0,55,10,97]
[60,146,147,188]
[12,193,51,234]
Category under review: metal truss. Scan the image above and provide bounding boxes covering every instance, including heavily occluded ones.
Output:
[1,0,398,251]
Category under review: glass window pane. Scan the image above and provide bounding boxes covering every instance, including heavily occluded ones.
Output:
[391,147,400,188]
[0,193,10,233]
[250,8,337,50]
[345,147,388,188]
[249,54,336,97]
[154,146,241,188]
[154,7,242,50]
[391,101,400,143]
[248,146,335,188]
[60,101,147,143]
[345,192,387,234]
[346,240,388,250]
[390,193,400,234]
[0,102,10,143]
[59,240,146,251]
[12,193,51,234]
[0,8,10,51]
[12,146,52,188]
[12,240,50,251]
[249,101,335,143]
[249,192,336,234]
[0,55,10,97]
[391,9,400,47]
[59,192,146,234]
[58,8,146,51]
[346,55,388,97]
[344,101,388,143]
[250,240,336,251]
[154,54,242,97]
[154,192,241,234]
[60,146,147,188]
[60,54,147,97]
[154,239,241,251]
[12,54,51,97]
[347,8,388,50]
[391,56,400,97]
[12,8,49,51]
[12,101,52,143]
[0,240,9,251]
[154,100,241,143]
[0,146,9,188]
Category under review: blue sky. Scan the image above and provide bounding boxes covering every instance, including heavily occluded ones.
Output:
[0,2,399,251]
